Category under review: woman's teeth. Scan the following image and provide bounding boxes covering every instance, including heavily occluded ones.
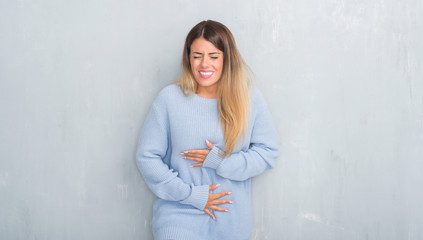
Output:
[199,71,213,79]
[200,71,213,76]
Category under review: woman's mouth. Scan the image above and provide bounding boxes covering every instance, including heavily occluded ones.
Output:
[199,71,214,79]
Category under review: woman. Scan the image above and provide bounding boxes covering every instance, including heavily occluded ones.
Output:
[136,20,279,240]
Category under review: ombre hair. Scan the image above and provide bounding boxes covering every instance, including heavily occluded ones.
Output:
[175,20,251,156]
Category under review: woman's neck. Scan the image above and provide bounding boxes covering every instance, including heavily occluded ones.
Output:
[196,86,217,99]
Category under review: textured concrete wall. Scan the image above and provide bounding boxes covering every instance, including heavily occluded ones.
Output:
[1,0,422,239]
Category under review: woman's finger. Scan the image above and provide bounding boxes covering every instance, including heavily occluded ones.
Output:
[209,205,228,212]
[209,184,220,191]
[183,156,204,162]
[204,209,215,220]
[181,150,209,157]
[211,191,232,200]
[209,199,233,205]
[191,163,203,167]
[206,140,214,149]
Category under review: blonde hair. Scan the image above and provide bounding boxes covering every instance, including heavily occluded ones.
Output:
[175,20,251,156]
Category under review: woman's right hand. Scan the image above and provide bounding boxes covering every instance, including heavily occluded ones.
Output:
[204,184,232,220]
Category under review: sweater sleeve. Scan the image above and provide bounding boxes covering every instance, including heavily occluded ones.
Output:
[202,90,280,181]
[136,95,209,210]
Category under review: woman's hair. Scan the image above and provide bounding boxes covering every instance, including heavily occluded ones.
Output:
[175,20,251,156]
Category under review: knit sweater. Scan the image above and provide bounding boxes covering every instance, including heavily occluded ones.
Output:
[136,84,279,240]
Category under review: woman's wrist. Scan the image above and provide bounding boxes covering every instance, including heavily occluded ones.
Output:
[202,146,225,169]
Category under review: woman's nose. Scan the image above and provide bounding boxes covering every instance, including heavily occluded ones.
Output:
[200,57,209,67]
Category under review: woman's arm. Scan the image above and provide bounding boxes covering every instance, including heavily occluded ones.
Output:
[136,98,209,210]
[183,90,280,181]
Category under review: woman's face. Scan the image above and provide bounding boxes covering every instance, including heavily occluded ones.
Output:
[189,37,224,97]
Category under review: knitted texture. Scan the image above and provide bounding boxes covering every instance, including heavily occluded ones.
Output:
[136,84,279,240]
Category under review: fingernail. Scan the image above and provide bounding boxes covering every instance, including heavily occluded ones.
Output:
[229,200,233,204]
[216,184,221,187]
[228,192,232,194]
[180,152,184,155]
[206,139,210,144]
[225,209,229,212]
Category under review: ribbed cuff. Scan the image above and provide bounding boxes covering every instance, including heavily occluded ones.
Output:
[179,184,209,210]
[203,146,225,169]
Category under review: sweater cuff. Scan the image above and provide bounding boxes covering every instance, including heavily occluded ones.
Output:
[179,184,209,210]
[203,146,225,169]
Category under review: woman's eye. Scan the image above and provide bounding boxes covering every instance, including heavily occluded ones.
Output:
[211,57,218,59]
[193,56,201,59]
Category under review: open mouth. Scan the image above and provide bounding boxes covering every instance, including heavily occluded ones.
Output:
[199,71,214,79]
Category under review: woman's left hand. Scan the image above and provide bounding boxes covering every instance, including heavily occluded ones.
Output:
[181,140,214,167]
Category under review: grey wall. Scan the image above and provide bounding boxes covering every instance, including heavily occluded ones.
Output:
[1,0,422,239]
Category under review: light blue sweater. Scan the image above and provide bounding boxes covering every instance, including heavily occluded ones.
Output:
[136,84,279,240]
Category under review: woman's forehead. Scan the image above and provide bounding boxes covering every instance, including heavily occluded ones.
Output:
[190,38,222,53]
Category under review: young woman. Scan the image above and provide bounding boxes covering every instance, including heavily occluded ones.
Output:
[136,20,279,240]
